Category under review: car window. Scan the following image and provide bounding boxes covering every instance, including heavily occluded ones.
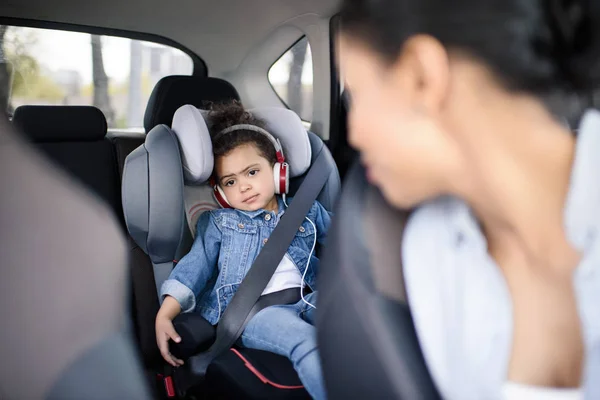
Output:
[0,25,193,130]
[268,36,313,122]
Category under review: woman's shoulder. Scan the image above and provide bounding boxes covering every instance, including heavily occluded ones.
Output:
[404,195,513,400]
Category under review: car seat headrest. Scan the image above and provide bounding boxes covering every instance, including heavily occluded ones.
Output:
[12,105,107,142]
[172,105,312,185]
[144,76,240,132]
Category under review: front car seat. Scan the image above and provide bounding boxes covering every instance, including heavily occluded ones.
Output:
[317,162,441,400]
[0,116,149,399]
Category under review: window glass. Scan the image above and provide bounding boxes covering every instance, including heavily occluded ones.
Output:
[0,25,193,129]
[268,37,313,122]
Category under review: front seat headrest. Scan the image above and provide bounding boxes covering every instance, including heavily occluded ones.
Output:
[317,161,441,400]
[143,76,240,132]
[171,104,312,185]
[13,105,107,142]
[0,117,149,399]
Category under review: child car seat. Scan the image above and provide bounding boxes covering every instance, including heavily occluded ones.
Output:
[122,104,340,399]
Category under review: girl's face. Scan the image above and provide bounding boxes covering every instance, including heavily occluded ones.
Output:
[215,143,278,212]
[339,34,465,208]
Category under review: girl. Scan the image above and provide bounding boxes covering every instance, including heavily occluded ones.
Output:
[155,101,330,400]
[339,0,599,399]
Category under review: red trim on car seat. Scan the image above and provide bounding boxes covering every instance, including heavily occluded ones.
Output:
[230,348,305,390]
[164,376,176,398]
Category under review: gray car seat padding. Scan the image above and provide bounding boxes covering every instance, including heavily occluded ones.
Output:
[46,332,148,400]
[122,124,186,263]
[0,118,149,399]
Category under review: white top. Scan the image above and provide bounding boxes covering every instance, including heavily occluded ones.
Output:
[403,110,600,400]
[503,382,582,400]
[262,253,303,295]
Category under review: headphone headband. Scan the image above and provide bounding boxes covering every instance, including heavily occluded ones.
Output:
[214,124,284,163]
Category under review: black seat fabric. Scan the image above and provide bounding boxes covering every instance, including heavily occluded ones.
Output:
[206,349,309,400]
[107,131,147,179]
[143,76,240,132]
[0,117,150,399]
[12,105,123,226]
[317,161,441,400]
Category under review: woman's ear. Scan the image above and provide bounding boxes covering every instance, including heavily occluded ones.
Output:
[393,34,450,115]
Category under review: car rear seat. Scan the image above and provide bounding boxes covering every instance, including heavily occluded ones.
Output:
[12,105,125,227]
[143,75,240,133]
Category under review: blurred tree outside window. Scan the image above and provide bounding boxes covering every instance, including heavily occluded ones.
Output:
[0,26,193,129]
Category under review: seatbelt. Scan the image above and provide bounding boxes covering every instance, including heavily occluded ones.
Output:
[181,147,332,384]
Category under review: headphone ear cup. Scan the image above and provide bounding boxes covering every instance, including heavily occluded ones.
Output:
[273,162,289,195]
[273,163,281,195]
[213,185,231,208]
[281,162,289,194]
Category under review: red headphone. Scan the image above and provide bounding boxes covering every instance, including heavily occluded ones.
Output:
[211,124,289,208]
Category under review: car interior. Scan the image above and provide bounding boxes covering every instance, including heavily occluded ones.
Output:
[2,0,595,399]
[0,1,360,398]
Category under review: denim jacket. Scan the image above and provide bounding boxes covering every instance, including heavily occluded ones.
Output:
[161,196,332,325]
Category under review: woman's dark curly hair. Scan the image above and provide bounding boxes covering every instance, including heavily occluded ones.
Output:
[209,101,277,170]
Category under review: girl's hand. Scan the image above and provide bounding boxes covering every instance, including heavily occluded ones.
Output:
[155,316,184,367]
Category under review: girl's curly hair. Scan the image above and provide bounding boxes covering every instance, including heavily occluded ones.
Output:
[209,101,277,169]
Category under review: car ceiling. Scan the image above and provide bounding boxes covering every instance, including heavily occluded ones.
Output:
[0,0,340,73]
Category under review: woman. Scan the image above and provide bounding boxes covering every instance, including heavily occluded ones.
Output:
[338,0,599,399]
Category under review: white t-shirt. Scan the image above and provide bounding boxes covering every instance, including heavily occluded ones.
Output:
[261,253,303,295]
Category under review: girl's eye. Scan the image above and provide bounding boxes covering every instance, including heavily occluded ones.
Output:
[225,180,235,187]
[248,169,259,177]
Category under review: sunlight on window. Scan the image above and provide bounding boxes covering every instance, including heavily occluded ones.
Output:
[0,25,193,129]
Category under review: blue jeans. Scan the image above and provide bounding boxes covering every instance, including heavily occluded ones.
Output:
[238,291,326,400]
